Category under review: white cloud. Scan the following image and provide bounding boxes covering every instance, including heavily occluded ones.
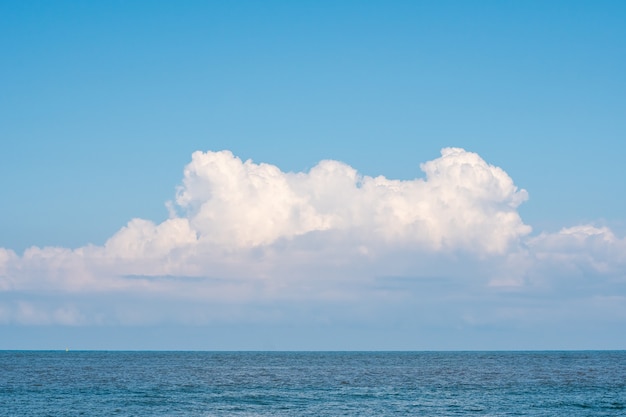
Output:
[524,225,626,287]
[0,147,624,327]
[170,147,530,253]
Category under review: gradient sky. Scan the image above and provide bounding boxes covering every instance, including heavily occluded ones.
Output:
[1,1,625,350]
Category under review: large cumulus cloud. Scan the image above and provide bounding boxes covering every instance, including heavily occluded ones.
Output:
[0,147,624,326]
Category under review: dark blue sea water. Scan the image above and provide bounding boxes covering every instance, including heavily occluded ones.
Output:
[1,351,625,416]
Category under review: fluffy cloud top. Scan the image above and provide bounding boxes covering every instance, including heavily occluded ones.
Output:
[152,147,529,254]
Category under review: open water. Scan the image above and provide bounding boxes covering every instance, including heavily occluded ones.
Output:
[1,351,625,416]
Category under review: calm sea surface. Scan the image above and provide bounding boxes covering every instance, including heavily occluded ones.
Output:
[1,351,625,416]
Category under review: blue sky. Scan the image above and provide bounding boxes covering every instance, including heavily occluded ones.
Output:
[1,1,625,350]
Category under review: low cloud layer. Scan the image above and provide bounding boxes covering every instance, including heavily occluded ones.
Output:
[1,148,625,329]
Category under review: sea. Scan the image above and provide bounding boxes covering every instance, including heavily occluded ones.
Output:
[1,351,625,416]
